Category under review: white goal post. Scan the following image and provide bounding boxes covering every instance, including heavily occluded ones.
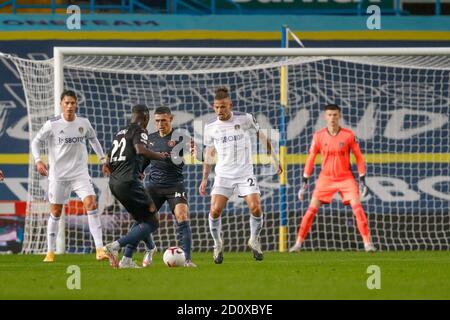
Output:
[14,47,450,254]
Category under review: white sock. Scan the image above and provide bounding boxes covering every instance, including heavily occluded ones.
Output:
[121,256,131,263]
[112,241,121,250]
[208,214,222,246]
[47,214,60,253]
[87,210,103,248]
[250,214,263,241]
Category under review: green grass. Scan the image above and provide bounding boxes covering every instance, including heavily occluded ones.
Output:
[0,251,449,300]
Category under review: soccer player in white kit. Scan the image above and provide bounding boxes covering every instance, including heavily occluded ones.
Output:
[31,90,108,262]
[199,87,282,263]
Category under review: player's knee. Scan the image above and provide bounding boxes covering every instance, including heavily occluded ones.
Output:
[174,204,189,222]
[350,198,361,207]
[310,198,322,209]
[50,210,62,218]
[249,203,262,216]
[85,203,97,211]
[50,205,62,217]
[83,197,97,211]
[175,213,188,223]
[210,205,223,218]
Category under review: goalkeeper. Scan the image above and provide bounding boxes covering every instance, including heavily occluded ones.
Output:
[290,104,376,253]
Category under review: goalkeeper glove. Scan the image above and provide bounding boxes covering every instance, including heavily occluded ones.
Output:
[359,175,370,198]
[298,177,309,201]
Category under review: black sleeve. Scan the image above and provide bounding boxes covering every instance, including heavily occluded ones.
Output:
[133,127,149,146]
[140,157,151,173]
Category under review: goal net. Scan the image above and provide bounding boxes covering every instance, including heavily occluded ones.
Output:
[6,48,449,254]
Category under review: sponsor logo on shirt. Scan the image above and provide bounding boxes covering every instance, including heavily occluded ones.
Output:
[234,124,240,130]
[339,142,345,149]
[219,133,244,143]
[140,133,148,144]
[58,136,85,144]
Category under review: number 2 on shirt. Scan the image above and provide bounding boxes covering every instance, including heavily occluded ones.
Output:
[111,138,126,162]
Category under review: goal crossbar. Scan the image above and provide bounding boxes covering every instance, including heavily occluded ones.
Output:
[54,47,450,57]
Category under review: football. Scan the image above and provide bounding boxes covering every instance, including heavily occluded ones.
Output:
[163,246,186,267]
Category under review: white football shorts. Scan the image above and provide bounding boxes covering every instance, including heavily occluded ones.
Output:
[211,175,260,199]
[48,178,96,204]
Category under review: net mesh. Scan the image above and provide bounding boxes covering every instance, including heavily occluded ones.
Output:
[5,51,448,254]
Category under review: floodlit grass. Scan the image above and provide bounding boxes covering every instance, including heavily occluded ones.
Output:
[1,251,449,300]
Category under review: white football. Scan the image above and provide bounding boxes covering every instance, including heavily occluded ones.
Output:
[163,246,186,267]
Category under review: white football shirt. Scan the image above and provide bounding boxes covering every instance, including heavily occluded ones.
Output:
[32,114,98,181]
[204,112,259,179]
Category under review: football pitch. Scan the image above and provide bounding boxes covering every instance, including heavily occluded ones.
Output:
[0,251,449,300]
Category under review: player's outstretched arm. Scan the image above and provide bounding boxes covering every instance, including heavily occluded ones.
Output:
[199,146,215,196]
[257,130,282,175]
[134,143,169,161]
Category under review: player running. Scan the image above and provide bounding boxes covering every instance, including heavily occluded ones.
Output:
[199,87,282,264]
[31,90,108,262]
[289,104,376,253]
[103,104,169,269]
